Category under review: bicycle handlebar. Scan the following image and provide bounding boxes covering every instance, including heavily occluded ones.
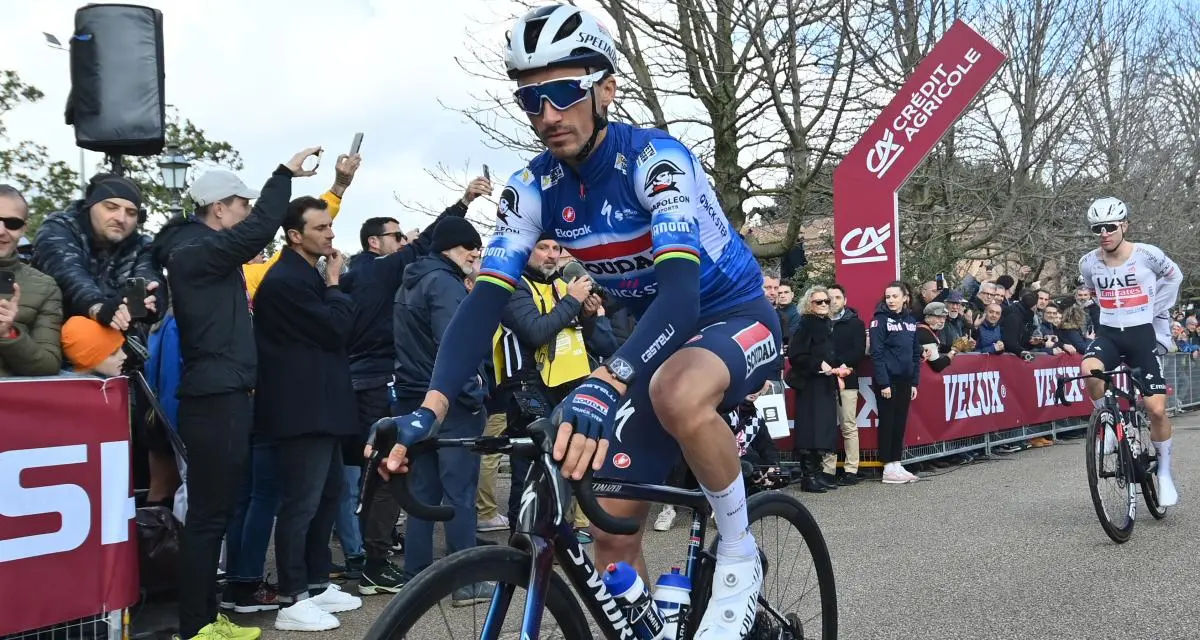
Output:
[362,417,640,536]
[1054,366,1146,406]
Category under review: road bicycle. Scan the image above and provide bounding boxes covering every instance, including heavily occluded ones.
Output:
[1055,366,1168,543]
[358,417,838,639]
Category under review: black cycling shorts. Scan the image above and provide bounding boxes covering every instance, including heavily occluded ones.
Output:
[1083,323,1165,396]
[598,296,783,484]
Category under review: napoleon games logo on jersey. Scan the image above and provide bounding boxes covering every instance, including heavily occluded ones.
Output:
[732,322,777,378]
[562,206,576,223]
[644,160,685,197]
[497,186,519,224]
[541,164,564,191]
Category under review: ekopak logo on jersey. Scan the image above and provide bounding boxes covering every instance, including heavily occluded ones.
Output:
[1034,364,1084,408]
[942,371,1005,421]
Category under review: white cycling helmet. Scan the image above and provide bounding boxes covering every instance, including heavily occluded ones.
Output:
[1086,197,1128,225]
[505,5,619,79]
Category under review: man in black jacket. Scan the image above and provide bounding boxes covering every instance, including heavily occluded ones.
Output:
[254,196,362,630]
[392,217,490,597]
[825,284,867,485]
[151,147,319,640]
[33,174,167,328]
[340,176,487,596]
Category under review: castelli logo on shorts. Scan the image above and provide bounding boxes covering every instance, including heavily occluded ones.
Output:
[563,206,576,223]
[613,453,631,469]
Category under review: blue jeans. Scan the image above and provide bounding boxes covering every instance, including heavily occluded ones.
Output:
[402,402,485,580]
[224,439,279,583]
[335,465,364,559]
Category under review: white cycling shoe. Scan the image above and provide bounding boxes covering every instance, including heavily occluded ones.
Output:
[1103,424,1118,455]
[695,550,761,639]
[1158,474,1179,507]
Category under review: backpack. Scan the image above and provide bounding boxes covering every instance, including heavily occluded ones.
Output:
[146,311,182,431]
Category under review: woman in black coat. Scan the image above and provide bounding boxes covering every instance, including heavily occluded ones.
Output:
[785,286,845,493]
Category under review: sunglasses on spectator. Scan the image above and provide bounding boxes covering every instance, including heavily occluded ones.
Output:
[811,298,830,305]
[377,231,406,241]
[1,217,26,231]
[1091,223,1120,235]
[514,71,607,116]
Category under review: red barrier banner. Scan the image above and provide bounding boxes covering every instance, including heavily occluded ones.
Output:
[833,20,1006,303]
[783,353,1094,451]
[0,377,139,635]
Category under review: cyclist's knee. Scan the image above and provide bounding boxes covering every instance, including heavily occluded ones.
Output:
[1080,357,1103,374]
[649,351,726,427]
[1144,396,1168,422]
[590,499,648,563]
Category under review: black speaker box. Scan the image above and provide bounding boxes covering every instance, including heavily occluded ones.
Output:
[65,4,166,156]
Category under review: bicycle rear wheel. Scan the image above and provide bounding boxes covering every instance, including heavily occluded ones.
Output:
[1085,408,1137,543]
[363,546,593,640]
[690,491,837,639]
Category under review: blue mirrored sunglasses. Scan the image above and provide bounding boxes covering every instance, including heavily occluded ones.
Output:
[514,71,606,115]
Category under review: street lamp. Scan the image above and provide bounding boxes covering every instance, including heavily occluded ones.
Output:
[158,144,190,216]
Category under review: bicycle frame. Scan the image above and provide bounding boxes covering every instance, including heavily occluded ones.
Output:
[358,420,715,640]
[490,449,713,640]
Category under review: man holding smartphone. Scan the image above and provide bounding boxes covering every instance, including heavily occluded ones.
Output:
[0,184,63,378]
[151,148,321,640]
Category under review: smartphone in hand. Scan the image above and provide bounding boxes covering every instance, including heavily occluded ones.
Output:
[0,271,14,296]
[302,151,322,173]
[350,132,364,155]
[123,277,148,319]
[482,164,491,181]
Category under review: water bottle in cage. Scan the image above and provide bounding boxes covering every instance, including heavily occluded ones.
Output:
[653,567,692,640]
[603,562,666,639]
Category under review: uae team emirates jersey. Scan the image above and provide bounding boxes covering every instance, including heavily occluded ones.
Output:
[477,122,764,319]
[1079,243,1182,330]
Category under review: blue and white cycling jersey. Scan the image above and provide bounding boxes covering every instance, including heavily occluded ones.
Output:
[477,122,764,318]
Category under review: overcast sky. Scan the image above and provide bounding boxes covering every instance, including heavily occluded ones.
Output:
[0,0,553,252]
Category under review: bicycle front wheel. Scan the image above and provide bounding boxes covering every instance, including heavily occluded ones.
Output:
[363,545,593,640]
[692,491,838,639]
[1085,408,1137,543]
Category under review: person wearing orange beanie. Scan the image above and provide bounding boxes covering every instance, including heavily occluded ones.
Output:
[62,315,126,377]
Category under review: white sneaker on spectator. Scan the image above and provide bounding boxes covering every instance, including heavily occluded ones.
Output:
[477,514,509,532]
[899,466,919,482]
[882,470,909,484]
[275,599,339,632]
[653,506,676,532]
[308,584,362,613]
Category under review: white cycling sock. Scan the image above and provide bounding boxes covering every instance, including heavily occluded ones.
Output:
[702,476,755,558]
[1154,438,1173,478]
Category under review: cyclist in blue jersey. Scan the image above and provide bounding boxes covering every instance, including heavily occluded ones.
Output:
[369,5,780,637]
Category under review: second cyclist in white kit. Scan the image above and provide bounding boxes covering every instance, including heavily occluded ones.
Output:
[1078,197,1182,506]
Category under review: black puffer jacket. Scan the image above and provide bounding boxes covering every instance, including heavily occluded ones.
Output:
[33,200,167,321]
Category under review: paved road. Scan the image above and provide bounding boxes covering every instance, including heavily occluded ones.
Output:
[232,414,1200,639]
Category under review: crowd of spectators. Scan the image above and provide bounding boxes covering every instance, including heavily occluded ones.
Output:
[5,151,1200,637]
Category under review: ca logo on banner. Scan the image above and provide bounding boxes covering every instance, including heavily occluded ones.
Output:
[840,224,892,265]
[866,128,904,179]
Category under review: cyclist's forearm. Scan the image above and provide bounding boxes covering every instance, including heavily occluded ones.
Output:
[607,257,701,385]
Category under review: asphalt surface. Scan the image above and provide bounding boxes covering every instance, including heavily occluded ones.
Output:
[221,413,1200,639]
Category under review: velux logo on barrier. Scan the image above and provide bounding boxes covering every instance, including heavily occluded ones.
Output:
[839,224,892,265]
[943,371,1005,421]
[1034,365,1083,408]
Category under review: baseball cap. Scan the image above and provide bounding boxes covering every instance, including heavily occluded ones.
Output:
[188,170,260,206]
[923,302,948,317]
